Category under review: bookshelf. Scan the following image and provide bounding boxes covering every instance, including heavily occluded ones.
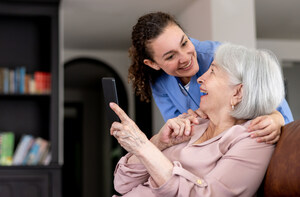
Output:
[0,0,61,196]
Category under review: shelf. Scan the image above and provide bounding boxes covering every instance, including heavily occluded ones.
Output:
[0,1,60,196]
[0,164,61,170]
[0,93,51,98]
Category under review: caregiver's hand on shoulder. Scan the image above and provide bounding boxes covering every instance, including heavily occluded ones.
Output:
[248,111,284,144]
[109,102,148,155]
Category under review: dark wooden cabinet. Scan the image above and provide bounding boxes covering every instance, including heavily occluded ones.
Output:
[0,166,61,197]
[0,1,61,196]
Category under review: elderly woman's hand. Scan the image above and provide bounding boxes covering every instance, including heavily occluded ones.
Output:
[248,111,284,144]
[109,102,148,155]
[187,108,208,119]
[152,114,197,151]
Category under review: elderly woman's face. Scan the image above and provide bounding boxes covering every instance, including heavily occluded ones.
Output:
[197,61,233,116]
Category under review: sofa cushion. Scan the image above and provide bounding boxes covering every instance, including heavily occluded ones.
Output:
[263,119,300,196]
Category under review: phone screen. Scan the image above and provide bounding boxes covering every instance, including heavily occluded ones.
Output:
[102,77,120,125]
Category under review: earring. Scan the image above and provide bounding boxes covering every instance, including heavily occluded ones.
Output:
[232,105,235,110]
[197,78,204,84]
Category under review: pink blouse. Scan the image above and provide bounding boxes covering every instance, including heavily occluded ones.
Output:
[113,120,274,197]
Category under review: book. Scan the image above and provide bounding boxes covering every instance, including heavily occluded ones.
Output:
[0,132,15,165]
[45,72,51,93]
[3,68,10,94]
[0,134,2,158]
[34,71,43,94]
[25,74,31,94]
[34,71,51,94]
[19,67,26,94]
[14,68,20,94]
[25,137,49,165]
[39,143,51,165]
[12,135,34,165]
[43,151,52,165]
[9,69,15,94]
[0,67,5,93]
[29,75,35,94]
[23,139,39,165]
[32,137,49,165]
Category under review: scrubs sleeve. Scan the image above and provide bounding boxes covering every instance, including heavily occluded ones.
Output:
[277,98,294,124]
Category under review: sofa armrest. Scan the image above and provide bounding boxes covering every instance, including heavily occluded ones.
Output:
[263,119,300,196]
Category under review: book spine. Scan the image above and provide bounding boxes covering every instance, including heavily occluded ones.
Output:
[24,139,40,165]
[9,70,15,94]
[0,68,4,93]
[0,132,15,165]
[0,134,2,159]
[32,138,49,165]
[12,135,34,165]
[14,68,19,94]
[3,68,10,94]
[34,71,42,94]
[43,151,52,165]
[39,143,50,165]
[19,67,26,94]
[25,74,30,94]
[29,75,35,94]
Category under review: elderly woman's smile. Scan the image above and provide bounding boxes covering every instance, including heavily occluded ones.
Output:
[197,62,234,118]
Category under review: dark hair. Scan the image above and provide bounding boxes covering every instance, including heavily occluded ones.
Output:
[128,12,181,102]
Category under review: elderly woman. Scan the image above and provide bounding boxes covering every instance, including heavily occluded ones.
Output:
[110,43,285,196]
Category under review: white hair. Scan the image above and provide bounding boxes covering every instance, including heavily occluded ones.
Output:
[214,43,285,120]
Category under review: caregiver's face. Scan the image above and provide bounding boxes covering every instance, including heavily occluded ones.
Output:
[145,24,199,79]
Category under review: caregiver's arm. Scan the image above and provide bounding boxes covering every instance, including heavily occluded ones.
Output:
[248,110,284,144]
[248,99,294,144]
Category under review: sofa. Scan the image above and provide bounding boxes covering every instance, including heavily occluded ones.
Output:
[257,119,300,196]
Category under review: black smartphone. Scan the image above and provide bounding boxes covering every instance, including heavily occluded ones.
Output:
[102,77,120,125]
